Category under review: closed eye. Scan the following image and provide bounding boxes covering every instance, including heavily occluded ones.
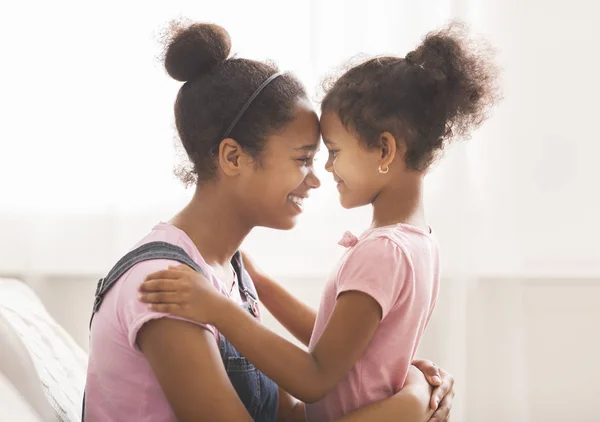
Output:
[297,156,315,166]
[328,149,339,158]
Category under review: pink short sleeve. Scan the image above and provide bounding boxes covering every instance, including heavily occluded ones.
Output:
[336,237,409,319]
[114,259,217,350]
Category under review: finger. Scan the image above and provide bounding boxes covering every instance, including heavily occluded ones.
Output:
[430,386,441,410]
[428,395,449,421]
[139,291,185,304]
[428,390,453,422]
[145,269,184,281]
[432,368,454,409]
[426,367,442,387]
[147,303,183,314]
[138,279,183,293]
[413,359,442,387]
[429,378,449,409]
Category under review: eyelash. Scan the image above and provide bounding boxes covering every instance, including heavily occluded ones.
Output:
[297,156,315,166]
[328,149,339,158]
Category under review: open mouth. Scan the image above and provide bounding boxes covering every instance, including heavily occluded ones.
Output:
[288,194,305,211]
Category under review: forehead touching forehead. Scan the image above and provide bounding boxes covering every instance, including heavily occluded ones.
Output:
[267,100,321,153]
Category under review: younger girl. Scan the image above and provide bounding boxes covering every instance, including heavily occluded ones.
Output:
[140,23,499,422]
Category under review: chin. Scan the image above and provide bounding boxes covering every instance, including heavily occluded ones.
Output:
[339,195,359,210]
[264,215,298,231]
[339,195,369,210]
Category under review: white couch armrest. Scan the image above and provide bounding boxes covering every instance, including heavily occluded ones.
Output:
[0,278,86,422]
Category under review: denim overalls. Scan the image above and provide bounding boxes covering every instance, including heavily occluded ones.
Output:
[83,241,279,421]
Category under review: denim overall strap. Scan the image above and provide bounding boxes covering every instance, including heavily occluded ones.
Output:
[89,241,207,329]
[231,251,260,318]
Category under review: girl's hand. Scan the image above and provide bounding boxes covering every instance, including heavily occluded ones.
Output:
[138,265,225,324]
[411,359,455,422]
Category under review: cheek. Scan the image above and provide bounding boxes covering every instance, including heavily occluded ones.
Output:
[265,164,307,195]
[333,155,363,183]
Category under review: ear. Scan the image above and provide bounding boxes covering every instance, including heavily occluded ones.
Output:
[378,131,401,169]
[218,138,252,177]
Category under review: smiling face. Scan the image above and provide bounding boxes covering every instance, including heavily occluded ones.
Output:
[320,111,388,209]
[233,100,322,229]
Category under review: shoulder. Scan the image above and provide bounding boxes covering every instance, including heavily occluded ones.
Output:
[100,226,221,345]
[345,231,409,266]
[357,224,435,264]
[117,225,223,300]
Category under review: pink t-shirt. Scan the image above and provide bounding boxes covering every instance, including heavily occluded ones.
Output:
[84,223,244,421]
[305,224,440,422]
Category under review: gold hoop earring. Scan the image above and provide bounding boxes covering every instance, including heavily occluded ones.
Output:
[378,165,389,174]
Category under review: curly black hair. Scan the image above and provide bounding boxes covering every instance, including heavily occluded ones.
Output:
[321,22,501,171]
[162,20,307,185]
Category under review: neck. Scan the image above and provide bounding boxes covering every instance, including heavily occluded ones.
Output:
[372,172,427,230]
[169,183,252,267]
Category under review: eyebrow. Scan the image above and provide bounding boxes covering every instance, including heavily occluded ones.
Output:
[323,139,336,146]
[295,144,320,152]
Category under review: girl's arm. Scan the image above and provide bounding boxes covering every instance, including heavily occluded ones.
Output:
[252,271,316,347]
[141,266,383,403]
[214,289,381,403]
[242,252,316,347]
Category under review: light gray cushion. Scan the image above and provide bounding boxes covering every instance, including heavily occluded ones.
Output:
[0,313,57,421]
[0,278,87,422]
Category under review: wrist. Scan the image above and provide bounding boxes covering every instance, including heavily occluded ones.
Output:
[210,293,234,327]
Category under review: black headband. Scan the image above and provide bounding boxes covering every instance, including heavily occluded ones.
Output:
[208,72,282,157]
[222,72,283,140]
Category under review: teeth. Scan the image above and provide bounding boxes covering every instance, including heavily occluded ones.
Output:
[288,195,304,207]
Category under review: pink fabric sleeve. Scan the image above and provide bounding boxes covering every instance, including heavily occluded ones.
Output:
[114,259,218,350]
[336,237,409,319]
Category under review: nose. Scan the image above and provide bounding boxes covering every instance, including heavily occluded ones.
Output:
[324,155,334,173]
[306,168,321,190]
